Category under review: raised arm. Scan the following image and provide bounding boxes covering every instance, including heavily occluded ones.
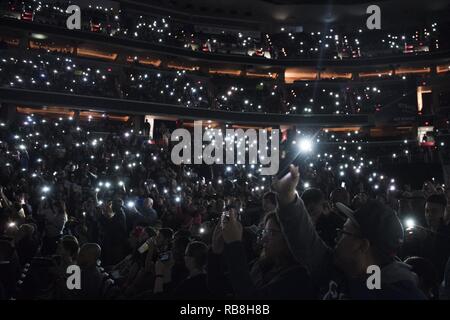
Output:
[221,210,258,299]
[207,223,233,297]
[272,165,332,284]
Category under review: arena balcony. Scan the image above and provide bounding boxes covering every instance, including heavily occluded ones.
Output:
[1,15,450,70]
[0,87,372,127]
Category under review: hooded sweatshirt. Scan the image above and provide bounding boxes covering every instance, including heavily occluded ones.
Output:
[277,195,426,300]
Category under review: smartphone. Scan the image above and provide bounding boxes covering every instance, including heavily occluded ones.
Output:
[276,149,302,179]
[159,252,170,262]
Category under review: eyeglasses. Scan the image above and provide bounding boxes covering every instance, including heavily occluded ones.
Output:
[336,228,363,240]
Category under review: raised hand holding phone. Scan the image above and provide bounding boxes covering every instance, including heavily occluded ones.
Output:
[221,209,243,243]
[272,164,300,206]
[211,222,224,254]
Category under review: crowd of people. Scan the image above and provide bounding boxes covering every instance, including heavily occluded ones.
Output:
[284,82,417,115]
[0,48,426,115]
[1,0,450,302]
[2,1,447,60]
[0,113,450,300]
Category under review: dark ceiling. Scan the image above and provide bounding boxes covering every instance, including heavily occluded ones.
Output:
[121,0,450,31]
[260,0,390,4]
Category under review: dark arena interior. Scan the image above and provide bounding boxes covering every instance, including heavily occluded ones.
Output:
[1,0,450,307]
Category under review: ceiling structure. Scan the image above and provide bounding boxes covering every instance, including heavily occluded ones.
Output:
[122,0,450,31]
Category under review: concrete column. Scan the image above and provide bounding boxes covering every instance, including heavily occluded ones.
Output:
[432,86,440,115]
[132,115,144,133]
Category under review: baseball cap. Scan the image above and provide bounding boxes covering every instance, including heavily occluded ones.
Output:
[335,200,404,258]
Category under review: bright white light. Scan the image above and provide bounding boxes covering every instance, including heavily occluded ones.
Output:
[105,182,111,188]
[42,186,50,193]
[175,196,181,203]
[304,182,310,188]
[127,201,135,208]
[299,138,313,153]
[405,219,415,229]
[199,227,206,234]
[389,185,396,191]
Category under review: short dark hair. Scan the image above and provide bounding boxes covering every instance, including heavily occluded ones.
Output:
[173,236,190,251]
[263,192,277,205]
[159,228,174,241]
[404,256,438,295]
[60,236,79,259]
[301,188,324,208]
[330,187,350,205]
[173,229,191,240]
[426,194,447,208]
[185,241,208,269]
